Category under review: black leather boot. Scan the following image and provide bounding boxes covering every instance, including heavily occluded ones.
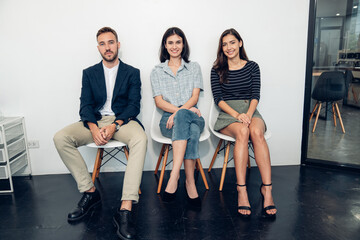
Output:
[67,189,101,222]
[113,209,136,240]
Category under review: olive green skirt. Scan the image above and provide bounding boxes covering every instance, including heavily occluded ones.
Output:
[214,100,266,132]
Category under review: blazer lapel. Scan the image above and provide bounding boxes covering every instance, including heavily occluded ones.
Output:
[94,61,107,98]
[112,60,127,102]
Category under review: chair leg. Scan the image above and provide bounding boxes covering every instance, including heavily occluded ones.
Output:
[96,149,104,178]
[157,145,170,194]
[309,102,319,121]
[334,103,345,133]
[247,142,253,168]
[92,148,104,183]
[123,146,129,159]
[312,102,322,133]
[208,139,223,172]
[332,103,337,126]
[352,87,358,103]
[154,144,166,175]
[195,162,199,171]
[196,159,209,190]
[219,142,231,191]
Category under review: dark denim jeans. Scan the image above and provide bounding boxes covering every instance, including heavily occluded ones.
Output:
[160,109,205,160]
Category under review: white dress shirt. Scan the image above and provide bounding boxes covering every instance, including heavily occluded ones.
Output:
[99,62,119,116]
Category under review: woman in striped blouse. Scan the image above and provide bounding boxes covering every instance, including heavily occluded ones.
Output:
[211,28,277,218]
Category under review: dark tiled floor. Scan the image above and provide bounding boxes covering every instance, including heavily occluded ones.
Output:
[308,103,360,166]
[1,166,359,240]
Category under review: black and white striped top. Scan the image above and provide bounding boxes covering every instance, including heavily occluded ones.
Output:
[211,61,261,105]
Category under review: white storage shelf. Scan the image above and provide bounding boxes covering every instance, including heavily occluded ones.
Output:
[0,117,31,193]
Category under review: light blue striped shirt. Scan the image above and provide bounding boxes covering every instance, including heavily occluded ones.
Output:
[150,59,203,106]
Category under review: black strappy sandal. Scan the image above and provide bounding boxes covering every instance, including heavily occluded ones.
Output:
[260,183,277,218]
[236,183,251,218]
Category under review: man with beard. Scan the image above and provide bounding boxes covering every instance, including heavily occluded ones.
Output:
[54,27,147,240]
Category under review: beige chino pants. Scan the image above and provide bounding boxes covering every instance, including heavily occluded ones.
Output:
[53,116,147,203]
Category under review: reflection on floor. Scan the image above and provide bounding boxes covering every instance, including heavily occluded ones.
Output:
[308,103,360,165]
[0,166,359,240]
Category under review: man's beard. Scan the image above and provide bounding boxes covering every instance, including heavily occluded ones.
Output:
[102,49,118,63]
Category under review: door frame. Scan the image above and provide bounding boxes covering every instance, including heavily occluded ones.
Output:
[301,0,360,172]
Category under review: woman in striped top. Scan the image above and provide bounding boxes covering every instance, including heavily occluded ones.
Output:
[211,28,277,218]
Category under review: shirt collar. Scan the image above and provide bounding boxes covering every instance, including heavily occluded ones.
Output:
[102,61,119,72]
[161,58,189,75]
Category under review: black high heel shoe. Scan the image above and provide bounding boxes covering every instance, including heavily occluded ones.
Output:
[162,179,179,202]
[236,183,251,218]
[184,182,201,208]
[260,183,277,218]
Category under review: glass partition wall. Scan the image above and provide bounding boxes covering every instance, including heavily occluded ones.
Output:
[303,0,360,169]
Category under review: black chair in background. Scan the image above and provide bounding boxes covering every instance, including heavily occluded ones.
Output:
[309,71,346,133]
[343,70,358,105]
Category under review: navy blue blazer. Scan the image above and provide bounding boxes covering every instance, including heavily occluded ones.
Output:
[79,59,143,129]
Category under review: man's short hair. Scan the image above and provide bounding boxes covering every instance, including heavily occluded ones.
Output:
[96,27,118,42]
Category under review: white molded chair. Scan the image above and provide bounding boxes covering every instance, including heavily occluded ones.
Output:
[87,140,141,194]
[208,100,271,191]
[151,107,210,194]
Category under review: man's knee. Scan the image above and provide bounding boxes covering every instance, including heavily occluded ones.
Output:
[128,130,148,149]
[53,130,67,149]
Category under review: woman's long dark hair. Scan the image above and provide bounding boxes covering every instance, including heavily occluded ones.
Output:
[159,27,190,63]
[213,28,249,84]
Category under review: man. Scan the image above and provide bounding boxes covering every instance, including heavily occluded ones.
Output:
[54,27,147,240]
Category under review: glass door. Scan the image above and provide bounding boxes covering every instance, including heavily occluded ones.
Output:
[303,0,360,169]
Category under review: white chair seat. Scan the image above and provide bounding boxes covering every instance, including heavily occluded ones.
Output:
[86,139,127,149]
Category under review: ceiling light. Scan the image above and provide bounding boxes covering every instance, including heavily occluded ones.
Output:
[354,6,358,9]
[336,13,340,16]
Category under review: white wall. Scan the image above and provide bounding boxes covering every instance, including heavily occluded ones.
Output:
[0,0,310,175]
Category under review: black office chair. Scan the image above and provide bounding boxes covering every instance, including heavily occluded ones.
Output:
[309,71,346,133]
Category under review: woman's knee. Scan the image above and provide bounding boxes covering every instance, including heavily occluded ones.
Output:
[250,127,264,142]
[174,109,191,122]
[234,126,249,141]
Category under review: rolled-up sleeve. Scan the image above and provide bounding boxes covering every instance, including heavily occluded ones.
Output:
[192,62,203,91]
[150,68,162,98]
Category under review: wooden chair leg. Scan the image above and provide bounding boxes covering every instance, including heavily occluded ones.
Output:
[309,102,319,121]
[332,103,337,126]
[154,144,166,175]
[195,161,199,171]
[196,159,209,190]
[92,148,104,183]
[122,146,141,194]
[334,103,345,133]
[219,142,231,191]
[157,145,169,194]
[123,146,129,159]
[208,139,223,172]
[312,102,322,133]
[96,149,104,178]
[352,87,358,103]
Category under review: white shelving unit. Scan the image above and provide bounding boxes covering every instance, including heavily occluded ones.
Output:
[0,117,32,193]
